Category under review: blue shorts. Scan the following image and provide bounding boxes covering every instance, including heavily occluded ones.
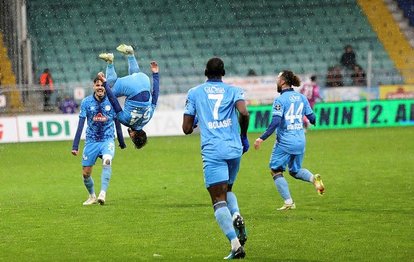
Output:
[202,156,241,188]
[269,146,303,173]
[82,140,115,167]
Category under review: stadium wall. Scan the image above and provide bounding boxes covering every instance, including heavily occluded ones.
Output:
[0,110,184,143]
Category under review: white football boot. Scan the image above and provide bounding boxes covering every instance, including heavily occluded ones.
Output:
[277,202,296,211]
[116,44,134,55]
[98,53,114,63]
[83,194,97,206]
[97,191,106,205]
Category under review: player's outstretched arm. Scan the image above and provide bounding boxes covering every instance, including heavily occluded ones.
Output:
[150,61,160,106]
[254,115,281,150]
[115,119,126,149]
[72,117,86,155]
[98,73,123,114]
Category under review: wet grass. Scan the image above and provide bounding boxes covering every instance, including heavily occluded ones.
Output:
[0,127,413,261]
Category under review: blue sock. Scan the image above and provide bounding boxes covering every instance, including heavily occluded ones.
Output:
[105,64,117,87]
[83,176,94,194]
[213,201,237,241]
[101,166,112,192]
[294,168,313,182]
[226,192,240,216]
[274,175,291,201]
[128,55,140,74]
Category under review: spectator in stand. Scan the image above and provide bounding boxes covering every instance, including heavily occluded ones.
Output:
[351,64,367,87]
[39,68,54,111]
[247,68,257,76]
[340,45,357,70]
[59,95,79,114]
[300,75,323,129]
[325,65,343,87]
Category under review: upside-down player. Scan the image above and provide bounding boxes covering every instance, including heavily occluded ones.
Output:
[98,44,159,149]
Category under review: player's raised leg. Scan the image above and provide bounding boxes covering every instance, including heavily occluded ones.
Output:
[117,44,140,75]
[98,52,118,87]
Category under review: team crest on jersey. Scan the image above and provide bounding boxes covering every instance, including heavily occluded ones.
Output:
[274,104,281,111]
[105,105,111,111]
[93,112,108,122]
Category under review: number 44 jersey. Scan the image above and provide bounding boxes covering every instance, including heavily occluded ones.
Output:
[184,80,245,159]
[273,89,313,155]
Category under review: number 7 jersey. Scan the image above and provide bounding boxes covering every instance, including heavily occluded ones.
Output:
[184,80,245,159]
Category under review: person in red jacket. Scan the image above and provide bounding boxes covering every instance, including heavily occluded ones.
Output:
[39,68,54,111]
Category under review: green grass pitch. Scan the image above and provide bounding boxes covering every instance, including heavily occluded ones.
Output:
[0,127,413,261]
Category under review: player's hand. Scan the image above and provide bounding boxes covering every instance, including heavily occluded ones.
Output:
[119,143,127,149]
[97,72,106,82]
[71,150,78,156]
[254,138,263,150]
[150,61,159,73]
[241,135,249,154]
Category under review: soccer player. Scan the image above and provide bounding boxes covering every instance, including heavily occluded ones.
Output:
[254,70,325,211]
[98,44,159,149]
[72,76,126,206]
[182,57,250,259]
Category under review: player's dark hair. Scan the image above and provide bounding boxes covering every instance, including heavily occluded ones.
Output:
[93,76,101,83]
[310,75,317,82]
[130,129,147,149]
[281,70,301,87]
[205,57,225,79]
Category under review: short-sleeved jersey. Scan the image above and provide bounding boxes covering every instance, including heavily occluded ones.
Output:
[184,80,245,159]
[112,72,155,130]
[79,94,117,142]
[272,89,313,154]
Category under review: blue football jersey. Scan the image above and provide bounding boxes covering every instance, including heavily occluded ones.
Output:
[184,80,245,159]
[79,95,117,142]
[112,72,155,130]
[272,89,313,154]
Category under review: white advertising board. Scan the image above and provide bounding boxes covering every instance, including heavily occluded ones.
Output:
[0,110,184,143]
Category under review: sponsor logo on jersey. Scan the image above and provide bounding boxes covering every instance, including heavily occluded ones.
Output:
[105,105,111,111]
[93,113,108,122]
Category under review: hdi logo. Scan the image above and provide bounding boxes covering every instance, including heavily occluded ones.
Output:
[26,121,71,137]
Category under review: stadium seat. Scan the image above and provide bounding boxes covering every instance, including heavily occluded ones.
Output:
[26,0,403,90]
